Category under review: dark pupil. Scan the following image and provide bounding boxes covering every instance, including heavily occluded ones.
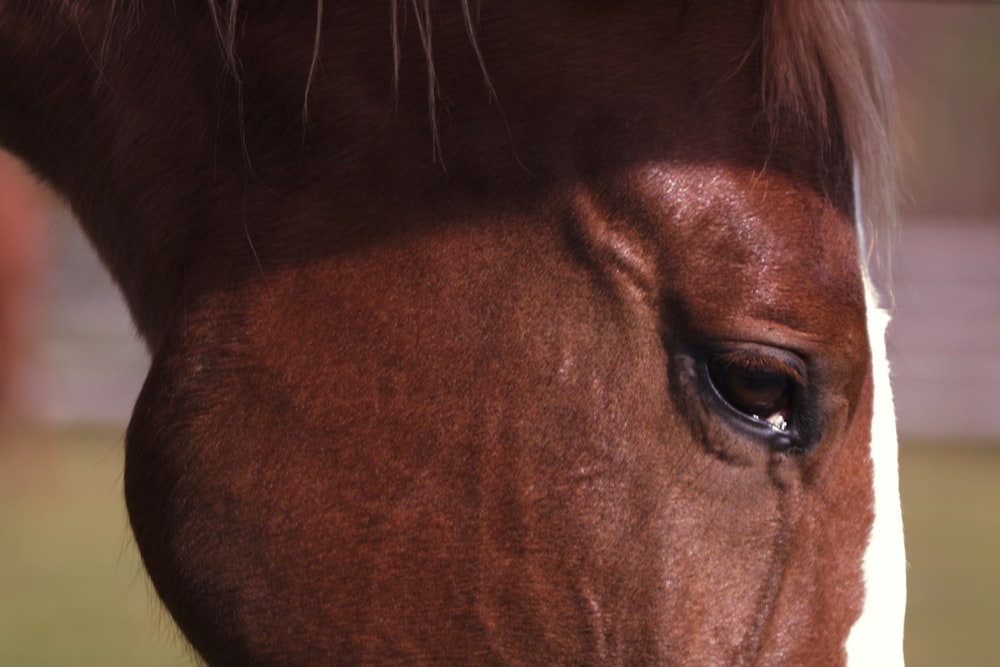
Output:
[710,363,789,417]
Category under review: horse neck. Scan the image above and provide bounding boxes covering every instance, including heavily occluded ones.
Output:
[0,2,234,348]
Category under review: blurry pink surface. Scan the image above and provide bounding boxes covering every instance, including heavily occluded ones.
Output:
[0,150,49,414]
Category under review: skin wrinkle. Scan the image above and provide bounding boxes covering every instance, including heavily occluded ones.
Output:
[738,453,800,665]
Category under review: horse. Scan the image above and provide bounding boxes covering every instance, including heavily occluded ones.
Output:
[0,0,906,663]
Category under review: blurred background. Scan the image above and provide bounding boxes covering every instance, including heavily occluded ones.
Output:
[880,4,1000,666]
[1,2,998,665]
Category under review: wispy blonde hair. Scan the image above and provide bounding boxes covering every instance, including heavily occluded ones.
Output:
[760,0,897,296]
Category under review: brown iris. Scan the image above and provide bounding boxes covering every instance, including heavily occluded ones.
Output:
[707,351,797,428]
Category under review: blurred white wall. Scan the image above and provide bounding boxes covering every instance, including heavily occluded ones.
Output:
[18,214,147,425]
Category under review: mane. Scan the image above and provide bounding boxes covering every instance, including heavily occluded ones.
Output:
[760,0,897,300]
[206,0,490,162]
[201,0,896,293]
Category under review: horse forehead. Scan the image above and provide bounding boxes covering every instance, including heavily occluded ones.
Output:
[616,163,864,331]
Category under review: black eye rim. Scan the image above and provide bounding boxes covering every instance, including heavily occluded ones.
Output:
[698,343,812,453]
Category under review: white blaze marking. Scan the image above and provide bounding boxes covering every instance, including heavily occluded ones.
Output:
[845,167,907,666]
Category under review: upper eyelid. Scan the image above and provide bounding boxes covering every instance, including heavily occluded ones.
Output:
[707,348,806,386]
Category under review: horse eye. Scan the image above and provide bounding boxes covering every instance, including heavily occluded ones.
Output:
[708,359,791,431]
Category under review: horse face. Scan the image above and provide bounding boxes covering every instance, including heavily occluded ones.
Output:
[129,176,872,665]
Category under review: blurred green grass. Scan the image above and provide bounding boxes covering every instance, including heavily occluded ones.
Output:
[902,442,1000,667]
[0,427,197,666]
[2,428,998,665]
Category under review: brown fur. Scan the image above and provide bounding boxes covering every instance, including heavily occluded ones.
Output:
[0,1,892,663]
